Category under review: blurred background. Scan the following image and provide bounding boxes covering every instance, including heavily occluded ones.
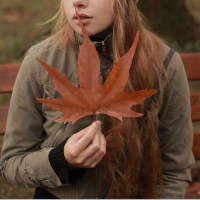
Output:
[0,0,200,198]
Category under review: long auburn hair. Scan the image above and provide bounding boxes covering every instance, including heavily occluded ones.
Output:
[49,0,168,198]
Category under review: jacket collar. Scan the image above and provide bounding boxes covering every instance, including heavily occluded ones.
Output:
[77,30,113,56]
[92,33,113,56]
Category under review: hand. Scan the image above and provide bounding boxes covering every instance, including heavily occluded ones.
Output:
[64,121,106,168]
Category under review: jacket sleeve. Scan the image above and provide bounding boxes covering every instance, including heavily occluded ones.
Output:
[49,139,87,184]
[158,52,195,198]
[0,48,69,188]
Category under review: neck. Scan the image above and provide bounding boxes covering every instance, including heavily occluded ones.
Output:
[89,27,113,42]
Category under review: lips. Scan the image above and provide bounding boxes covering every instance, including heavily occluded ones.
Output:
[73,13,92,20]
[73,13,93,25]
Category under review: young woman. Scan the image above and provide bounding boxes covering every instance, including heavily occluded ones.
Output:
[0,0,194,198]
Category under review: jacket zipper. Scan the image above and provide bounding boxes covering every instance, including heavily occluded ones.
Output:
[50,122,67,147]
[102,41,106,55]
[94,33,112,56]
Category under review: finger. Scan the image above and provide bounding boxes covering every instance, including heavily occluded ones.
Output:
[89,154,104,168]
[80,130,102,160]
[64,121,101,163]
[68,120,101,143]
[64,125,91,164]
[73,120,101,155]
[84,134,106,167]
[70,131,102,166]
[69,125,90,143]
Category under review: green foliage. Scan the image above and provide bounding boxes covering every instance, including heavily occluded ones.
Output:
[0,0,58,63]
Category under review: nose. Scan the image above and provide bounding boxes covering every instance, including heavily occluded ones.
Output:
[73,0,88,9]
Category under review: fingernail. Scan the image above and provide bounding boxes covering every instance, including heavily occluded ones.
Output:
[93,120,101,128]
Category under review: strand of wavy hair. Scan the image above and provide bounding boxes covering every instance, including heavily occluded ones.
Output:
[101,0,168,198]
[47,0,167,198]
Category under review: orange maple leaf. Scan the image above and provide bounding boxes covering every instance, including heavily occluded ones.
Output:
[36,26,158,123]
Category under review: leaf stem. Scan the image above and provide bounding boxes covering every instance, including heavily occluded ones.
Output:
[92,114,97,122]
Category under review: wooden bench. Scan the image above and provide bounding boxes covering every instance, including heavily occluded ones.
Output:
[182,52,200,198]
[0,53,200,197]
[181,53,200,160]
[0,63,21,135]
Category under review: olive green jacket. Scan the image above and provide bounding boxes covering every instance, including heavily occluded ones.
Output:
[0,37,194,198]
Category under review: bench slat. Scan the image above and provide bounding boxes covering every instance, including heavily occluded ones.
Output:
[0,64,20,93]
[181,53,200,80]
[191,93,200,121]
[193,133,200,160]
[0,106,9,135]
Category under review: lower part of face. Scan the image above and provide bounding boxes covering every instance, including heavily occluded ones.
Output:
[62,0,115,36]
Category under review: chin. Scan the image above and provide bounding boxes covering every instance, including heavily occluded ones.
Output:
[74,26,100,37]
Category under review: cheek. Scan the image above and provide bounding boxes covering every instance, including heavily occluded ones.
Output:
[109,13,115,26]
[100,11,114,28]
[62,1,71,20]
[101,2,115,27]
